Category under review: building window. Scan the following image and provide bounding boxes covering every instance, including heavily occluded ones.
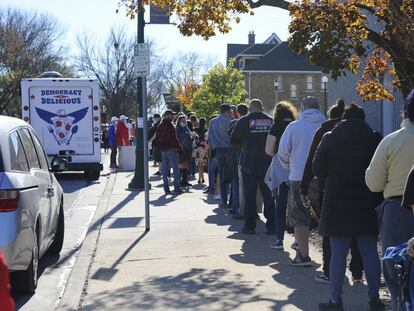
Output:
[275,75,283,89]
[290,84,297,98]
[307,76,313,90]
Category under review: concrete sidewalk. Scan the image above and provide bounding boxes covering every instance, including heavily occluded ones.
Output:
[78,168,372,311]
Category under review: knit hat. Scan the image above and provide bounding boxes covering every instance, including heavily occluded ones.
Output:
[405,89,414,121]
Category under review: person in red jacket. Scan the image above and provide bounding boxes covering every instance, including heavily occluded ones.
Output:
[116,115,130,146]
[0,251,14,311]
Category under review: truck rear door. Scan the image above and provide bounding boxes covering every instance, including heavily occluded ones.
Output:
[27,85,94,157]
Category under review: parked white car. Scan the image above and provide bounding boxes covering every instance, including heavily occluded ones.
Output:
[0,116,67,293]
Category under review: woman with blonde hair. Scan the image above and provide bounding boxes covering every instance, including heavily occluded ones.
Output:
[265,100,298,250]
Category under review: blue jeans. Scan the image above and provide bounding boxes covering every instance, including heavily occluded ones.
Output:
[380,198,414,311]
[242,169,275,231]
[231,178,240,214]
[274,182,288,241]
[161,149,180,192]
[330,236,381,303]
[216,148,230,206]
[208,157,218,193]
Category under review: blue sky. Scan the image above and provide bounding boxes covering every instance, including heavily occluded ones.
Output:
[1,0,291,64]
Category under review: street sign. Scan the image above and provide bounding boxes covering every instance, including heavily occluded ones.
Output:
[134,43,150,77]
[150,5,170,24]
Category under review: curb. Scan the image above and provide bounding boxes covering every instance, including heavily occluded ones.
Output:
[58,172,117,311]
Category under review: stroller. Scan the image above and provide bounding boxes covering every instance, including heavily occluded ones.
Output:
[384,243,414,311]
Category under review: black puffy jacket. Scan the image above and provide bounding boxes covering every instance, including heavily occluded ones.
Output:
[313,119,382,236]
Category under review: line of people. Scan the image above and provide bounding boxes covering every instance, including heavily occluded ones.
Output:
[150,91,414,310]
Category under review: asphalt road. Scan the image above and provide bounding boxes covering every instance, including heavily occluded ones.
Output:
[13,153,110,311]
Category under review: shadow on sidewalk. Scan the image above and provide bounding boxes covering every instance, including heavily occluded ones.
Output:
[269,260,340,310]
[204,208,242,232]
[228,230,282,268]
[83,268,281,310]
[150,194,176,207]
[91,231,149,282]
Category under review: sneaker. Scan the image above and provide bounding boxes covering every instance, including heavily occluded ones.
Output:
[290,253,312,267]
[369,297,385,311]
[319,300,344,311]
[291,241,300,251]
[213,194,221,201]
[173,189,183,195]
[153,171,161,176]
[270,240,284,250]
[241,226,256,235]
[219,203,230,208]
[164,190,171,195]
[314,273,330,284]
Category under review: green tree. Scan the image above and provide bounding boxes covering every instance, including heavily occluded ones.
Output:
[192,60,247,118]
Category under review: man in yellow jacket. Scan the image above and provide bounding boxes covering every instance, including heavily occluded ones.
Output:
[366,90,414,311]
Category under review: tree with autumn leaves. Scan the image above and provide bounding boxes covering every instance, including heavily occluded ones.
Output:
[119,0,414,100]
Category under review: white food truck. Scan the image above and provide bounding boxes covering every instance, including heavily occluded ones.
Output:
[21,72,103,180]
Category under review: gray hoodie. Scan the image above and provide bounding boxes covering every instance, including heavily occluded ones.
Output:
[278,108,326,181]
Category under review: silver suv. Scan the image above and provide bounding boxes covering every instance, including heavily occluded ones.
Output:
[0,116,67,293]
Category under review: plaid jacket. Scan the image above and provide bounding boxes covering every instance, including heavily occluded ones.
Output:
[156,119,181,151]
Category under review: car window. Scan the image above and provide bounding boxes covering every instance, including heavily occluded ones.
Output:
[9,131,29,172]
[18,129,40,169]
[29,130,50,170]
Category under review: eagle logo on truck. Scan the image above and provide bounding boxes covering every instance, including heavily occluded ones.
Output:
[35,107,88,145]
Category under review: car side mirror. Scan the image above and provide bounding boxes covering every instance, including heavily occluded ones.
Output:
[51,158,68,172]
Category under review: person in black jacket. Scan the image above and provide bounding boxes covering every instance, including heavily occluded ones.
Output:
[313,104,385,311]
[231,99,275,235]
[301,100,364,284]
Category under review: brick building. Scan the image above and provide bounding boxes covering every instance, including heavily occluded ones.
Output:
[227,33,326,114]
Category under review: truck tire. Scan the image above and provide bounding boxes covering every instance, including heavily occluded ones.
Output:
[84,170,100,181]
[48,203,64,255]
[90,170,100,181]
[11,227,39,293]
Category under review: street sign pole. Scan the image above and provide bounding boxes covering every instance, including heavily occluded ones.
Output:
[128,0,151,231]
[142,77,150,231]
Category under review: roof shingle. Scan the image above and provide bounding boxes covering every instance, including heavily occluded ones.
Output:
[226,44,250,64]
[243,42,321,72]
[237,44,276,56]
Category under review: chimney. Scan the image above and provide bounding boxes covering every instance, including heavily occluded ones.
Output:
[248,31,255,45]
